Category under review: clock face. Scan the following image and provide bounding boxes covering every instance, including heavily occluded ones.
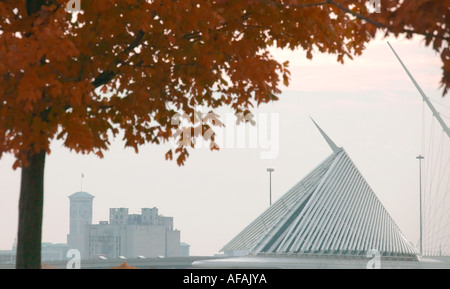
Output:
[80,204,91,219]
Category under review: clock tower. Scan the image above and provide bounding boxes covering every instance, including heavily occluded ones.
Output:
[67,191,94,259]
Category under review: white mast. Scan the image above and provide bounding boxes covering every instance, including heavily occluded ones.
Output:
[387,41,450,139]
[310,117,341,154]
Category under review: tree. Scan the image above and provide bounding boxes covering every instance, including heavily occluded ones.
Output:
[0,0,448,269]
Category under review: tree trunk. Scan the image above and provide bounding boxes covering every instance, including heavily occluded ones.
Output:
[16,150,46,269]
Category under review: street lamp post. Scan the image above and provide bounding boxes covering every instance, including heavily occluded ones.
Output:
[267,168,274,206]
[416,155,424,256]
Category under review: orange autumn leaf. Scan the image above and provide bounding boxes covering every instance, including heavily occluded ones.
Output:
[111,262,139,269]
[41,264,56,269]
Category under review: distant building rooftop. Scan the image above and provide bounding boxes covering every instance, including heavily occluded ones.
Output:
[68,191,95,199]
[42,242,71,248]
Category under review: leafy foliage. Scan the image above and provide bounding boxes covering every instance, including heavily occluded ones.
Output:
[0,0,448,167]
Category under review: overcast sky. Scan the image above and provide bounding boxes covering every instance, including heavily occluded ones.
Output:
[1,34,449,256]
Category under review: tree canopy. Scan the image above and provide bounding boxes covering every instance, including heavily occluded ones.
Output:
[0,0,446,169]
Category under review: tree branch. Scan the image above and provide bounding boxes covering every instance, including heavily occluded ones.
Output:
[327,0,449,42]
[25,0,44,16]
[261,0,449,42]
[91,30,145,88]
